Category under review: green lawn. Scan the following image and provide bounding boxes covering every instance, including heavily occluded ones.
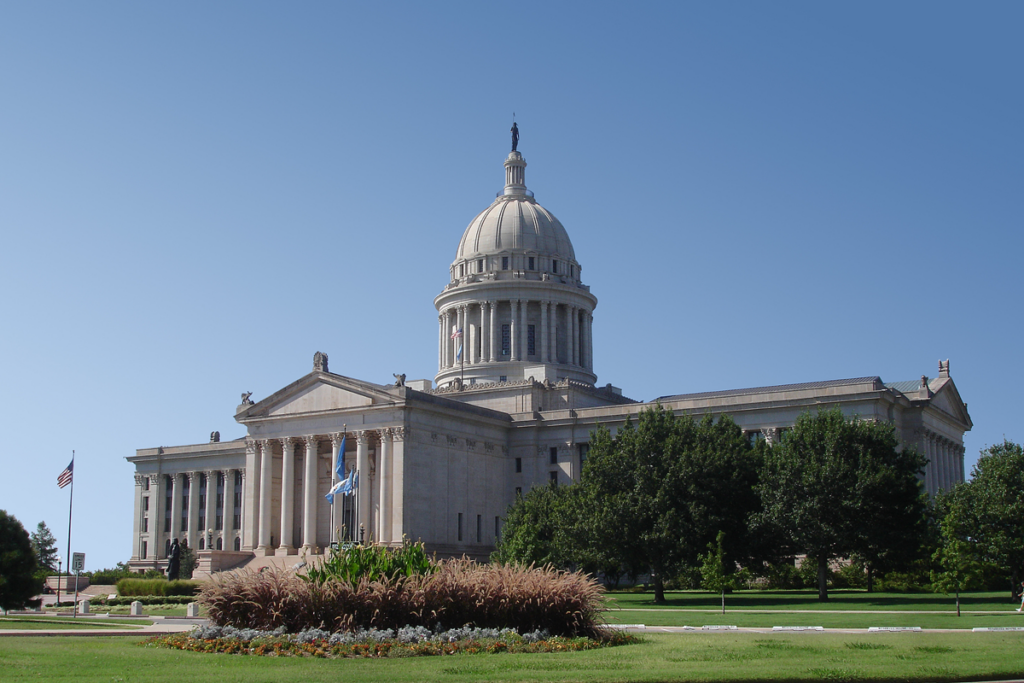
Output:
[0,616,151,630]
[3,633,1024,682]
[55,605,189,617]
[605,589,1015,612]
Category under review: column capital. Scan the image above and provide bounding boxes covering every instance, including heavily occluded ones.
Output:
[258,438,273,451]
[134,473,145,486]
[245,440,257,456]
[392,427,408,442]
[489,300,497,310]
[355,430,371,446]
[329,432,344,447]
[186,471,198,484]
[148,473,160,486]
[304,434,319,448]
[281,436,295,447]
[378,427,393,440]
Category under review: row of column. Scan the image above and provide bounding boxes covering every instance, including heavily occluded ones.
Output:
[923,432,965,495]
[438,300,593,371]
[246,427,407,555]
[133,468,244,561]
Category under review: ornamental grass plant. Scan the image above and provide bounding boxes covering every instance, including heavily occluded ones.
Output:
[199,558,605,637]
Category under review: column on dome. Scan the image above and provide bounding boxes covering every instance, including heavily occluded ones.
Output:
[131,474,144,561]
[203,471,217,549]
[257,439,273,554]
[510,300,519,361]
[457,306,465,364]
[441,310,450,368]
[570,306,578,366]
[540,301,549,366]
[377,429,392,543]
[588,312,595,371]
[149,474,162,557]
[479,302,487,363]
[278,437,296,555]
[519,298,528,360]
[391,427,406,541]
[469,305,477,364]
[488,301,497,362]
[242,441,258,551]
[186,472,200,551]
[579,310,587,370]
[548,301,555,363]
[170,473,182,543]
[355,431,371,542]
[302,435,318,552]
[438,316,444,373]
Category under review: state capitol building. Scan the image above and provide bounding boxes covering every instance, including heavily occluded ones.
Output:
[127,139,973,575]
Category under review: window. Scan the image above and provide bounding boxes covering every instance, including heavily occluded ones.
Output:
[142,517,149,533]
[747,431,764,448]
[143,496,149,511]
[495,516,501,541]
[549,471,559,485]
[477,514,482,543]
[143,477,150,491]
[501,324,510,356]
[500,375,507,382]
[198,475,207,531]
[199,537,205,550]
[459,263,464,277]
[527,324,535,356]
[528,256,535,270]
[550,447,558,464]
[165,476,173,532]
[515,457,522,473]
[216,537,223,550]
[458,513,463,542]
[478,259,483,273]
[181,478,189,532]
[233,471,242,530]
[165,539,171,558]
[570,265,575,278]
[552,260,558,274]
[233,537,241,551]
[502,256,509,270]
[216,473,224,531]
[778,428,790,443]
[141,541,147,560]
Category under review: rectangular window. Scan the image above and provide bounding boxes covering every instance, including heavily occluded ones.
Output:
[459,264,464,277]
[478,259,483,273]
[142,517,148,533]
[571,265,575,278]
[500,375,507,382]
[549,471,558,485]
[143,496,149,511]
[502,256,509,270]
[747,431,764,448]
[143,478,150,491]
[778,428,790,443]
[550,446,558,465]
[141,541,148,560]
[477,515,482,543]
[165,485,172,533]
[527,324,535,356]
[495,516,501,541]
[515,457,522,473]
[528,256,535,270]
[501,324,510,355]
[458,513,463,542]
[181,481,189,532]
[552,260,558,274]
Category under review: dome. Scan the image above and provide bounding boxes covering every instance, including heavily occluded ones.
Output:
[454,151,576,263]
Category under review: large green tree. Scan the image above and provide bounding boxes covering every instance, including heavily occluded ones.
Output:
[758,408,927,601]
[0,510,44,611]
[29,521,59,573]
[492,483,575,568]
[581,406,762,603]
[943,440,1024,597]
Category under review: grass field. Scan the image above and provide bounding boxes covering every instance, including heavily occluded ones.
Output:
[3,632,1024,682]
[604,590,1023,629]
[55,605,189,617]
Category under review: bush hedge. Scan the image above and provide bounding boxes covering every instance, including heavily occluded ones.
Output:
[200,559,604,638]
[116,578,203,597]
[92,595,196,606]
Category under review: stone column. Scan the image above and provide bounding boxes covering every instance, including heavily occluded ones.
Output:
[186,472,200,551]
[170,473,182,545]
[585,312,593,370]
[519,298,529,359]
[223,469,236,543]
[570,306,578,366]
[302,435,319,553]
[377,428,392,544]
[149,474,162,557]
[489,301,498,362]
[479,302,487,363]
[242,441,258,551]
[328,432,343,543]
[548,301,555,363]
[203,471,217,549]
[438,315,444,373]
[510,300,519,360]
[278,437,296,555]
[925,433,936,496]
[540,301,549,365]
[257,439,273,555]
[958,445,966,484]
[131,474,144,561]
[391,427,406,542]
[355,431,371,542]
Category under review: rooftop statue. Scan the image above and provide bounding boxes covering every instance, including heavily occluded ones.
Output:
[511,122,519,152]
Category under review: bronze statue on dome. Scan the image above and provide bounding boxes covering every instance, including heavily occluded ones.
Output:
[511,121,519,152]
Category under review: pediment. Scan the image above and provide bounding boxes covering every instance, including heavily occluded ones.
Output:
[927,379,973,429]
[237,372,400,421]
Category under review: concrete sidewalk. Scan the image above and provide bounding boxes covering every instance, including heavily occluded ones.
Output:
[0,614,204,637]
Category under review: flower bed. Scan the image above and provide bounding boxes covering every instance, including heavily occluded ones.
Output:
[145,624,637,658]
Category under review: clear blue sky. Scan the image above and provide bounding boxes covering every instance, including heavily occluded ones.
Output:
[1,2,1020,571]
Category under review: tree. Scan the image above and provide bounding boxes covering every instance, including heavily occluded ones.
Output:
[931,502,982,617]
[29,522,58,573]
[178,539,198,580]
[950,440,1024,598]
[492,483,575,568]
[0,510,44,611]
[700,531,733,615]
[758,408,927,601]
[582,406,762,603]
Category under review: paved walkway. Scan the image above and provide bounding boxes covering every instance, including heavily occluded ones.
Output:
[0,613,204,637]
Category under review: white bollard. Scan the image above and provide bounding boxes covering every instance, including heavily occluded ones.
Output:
[130,601,143,616]
[186,602,200,618]
[80,600,90,614]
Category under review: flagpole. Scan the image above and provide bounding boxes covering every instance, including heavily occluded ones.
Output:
[64,450,74,613]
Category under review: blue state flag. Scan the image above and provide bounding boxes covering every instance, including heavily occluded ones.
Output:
[334,434,346,481]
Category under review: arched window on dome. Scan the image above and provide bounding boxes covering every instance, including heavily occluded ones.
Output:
[528,256,535,271]
[477,259,483,273]
[459,264,465,278]
[552,260,558,274]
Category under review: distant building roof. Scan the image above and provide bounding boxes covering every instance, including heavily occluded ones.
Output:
[656,376,883,403]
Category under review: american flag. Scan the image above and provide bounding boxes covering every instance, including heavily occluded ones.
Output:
[57,459,74,489]
[450,326,462,339]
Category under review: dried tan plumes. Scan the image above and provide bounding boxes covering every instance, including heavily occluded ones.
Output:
[199,560,605,637]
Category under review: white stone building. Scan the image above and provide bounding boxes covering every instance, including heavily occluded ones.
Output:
[127,146,972,574]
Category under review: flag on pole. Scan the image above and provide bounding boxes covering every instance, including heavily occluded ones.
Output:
[334,434,347,481]
[452,326,463,361]
[57,460,74,489]
[325,468,358,504]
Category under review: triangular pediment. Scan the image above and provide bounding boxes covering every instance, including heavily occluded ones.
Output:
[927,378,973,429]
[237,372,401,421]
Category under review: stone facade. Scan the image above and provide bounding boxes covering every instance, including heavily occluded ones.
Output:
[126,147,972,574]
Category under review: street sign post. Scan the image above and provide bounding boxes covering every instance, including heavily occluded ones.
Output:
[71,552,85,617]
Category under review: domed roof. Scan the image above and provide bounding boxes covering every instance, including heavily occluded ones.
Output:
[454,152,576,262]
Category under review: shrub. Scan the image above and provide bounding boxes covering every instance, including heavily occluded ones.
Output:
[200,559,605,638]
[117,578,203,597]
